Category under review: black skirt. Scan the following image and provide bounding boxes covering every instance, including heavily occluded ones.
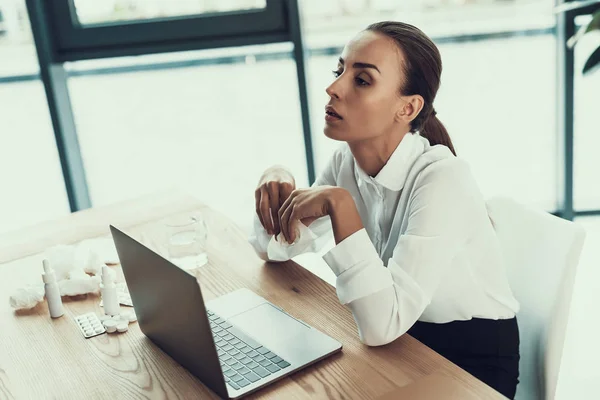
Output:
[407,317,520,399]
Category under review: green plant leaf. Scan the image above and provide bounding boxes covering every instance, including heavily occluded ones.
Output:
[585,10,600,33]
[583,46,600,74]
[568,11,600,48]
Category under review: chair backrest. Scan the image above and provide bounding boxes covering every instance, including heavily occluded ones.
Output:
[486,197,586,400]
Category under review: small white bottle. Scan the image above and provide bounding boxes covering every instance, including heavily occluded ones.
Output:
[42,259,64,318]
[100,265,120,316]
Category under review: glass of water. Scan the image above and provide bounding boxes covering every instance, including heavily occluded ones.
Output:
[164,214,208,270]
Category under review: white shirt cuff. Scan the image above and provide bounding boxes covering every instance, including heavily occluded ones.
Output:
[322,228,379,276]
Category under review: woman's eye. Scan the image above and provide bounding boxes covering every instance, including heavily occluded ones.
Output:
[355,77,369,86]
[332,70,342,78]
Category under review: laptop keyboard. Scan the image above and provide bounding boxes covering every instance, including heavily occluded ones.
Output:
[207,310,291,391]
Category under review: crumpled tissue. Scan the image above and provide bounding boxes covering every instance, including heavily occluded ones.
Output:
[9,285,46,310]
[266,223,317,262]
[9,237,121,310]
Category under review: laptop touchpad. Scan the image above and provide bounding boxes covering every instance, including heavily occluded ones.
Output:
[229,303,310,344]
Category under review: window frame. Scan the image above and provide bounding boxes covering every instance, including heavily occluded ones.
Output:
[46,0,288,62]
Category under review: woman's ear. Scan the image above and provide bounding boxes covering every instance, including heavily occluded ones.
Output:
[395,95,425,123]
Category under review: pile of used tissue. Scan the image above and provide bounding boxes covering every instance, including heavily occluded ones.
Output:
[9,237,122,310]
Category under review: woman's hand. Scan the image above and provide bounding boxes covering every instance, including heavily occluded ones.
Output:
[255,166,296,236]
[278,186,345,244]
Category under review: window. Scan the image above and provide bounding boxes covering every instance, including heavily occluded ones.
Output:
[0,0,38,77]
[0,1,69,233]
[0,81,70,234]
[301,0,555,43]
[72,0,267,25]
[67,47,308,232]
[573,24,600,210]
[43,0,287,62]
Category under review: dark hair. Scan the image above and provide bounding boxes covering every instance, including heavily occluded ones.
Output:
[366,21,456,156]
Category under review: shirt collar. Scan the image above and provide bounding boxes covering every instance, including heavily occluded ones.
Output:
[354,132,425,192]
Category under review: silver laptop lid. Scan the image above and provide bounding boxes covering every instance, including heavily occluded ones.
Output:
[110,225,228,399]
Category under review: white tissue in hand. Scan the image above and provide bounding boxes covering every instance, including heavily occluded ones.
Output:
[9,284,45,310]
[267,223,317,261]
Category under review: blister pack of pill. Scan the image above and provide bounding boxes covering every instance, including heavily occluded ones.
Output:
[74,312,106,338]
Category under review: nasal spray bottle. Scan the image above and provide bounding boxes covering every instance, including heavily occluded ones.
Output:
[100,265,120,316]
[42,259,64,318]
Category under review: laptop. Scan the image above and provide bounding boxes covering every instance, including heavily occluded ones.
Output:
[110,225,342,399]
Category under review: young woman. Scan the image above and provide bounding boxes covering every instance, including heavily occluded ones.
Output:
[249,21,520,399]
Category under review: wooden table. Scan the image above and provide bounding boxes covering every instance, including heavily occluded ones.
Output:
[0,192,506,399]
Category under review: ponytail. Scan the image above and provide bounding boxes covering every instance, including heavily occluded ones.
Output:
[366,22,456,156]
[421,113,456,156]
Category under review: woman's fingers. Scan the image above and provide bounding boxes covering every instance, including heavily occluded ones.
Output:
[255,180,298,237]
[255,189,266,230]
[279,205,291,244]
[266,182,280,235]
[287,208,300,243]
[278,195,293,243]
[279,182,294,205]
[279,193,303,244]
[276,187,331,243]
[259,187,274,234]
[255,167,296,236]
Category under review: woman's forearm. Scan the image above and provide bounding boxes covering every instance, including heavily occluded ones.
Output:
[327,189,364,244]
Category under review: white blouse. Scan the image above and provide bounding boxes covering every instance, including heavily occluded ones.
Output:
[249,132,519,346]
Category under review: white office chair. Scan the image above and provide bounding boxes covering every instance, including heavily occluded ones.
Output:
[486,197,586,400]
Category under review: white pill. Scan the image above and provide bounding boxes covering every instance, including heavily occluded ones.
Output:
[103,319,117,328]
[116,322,128,333]
[84,329,94,336]
[94,326,104,334]
[119,312,137,323]
[99,315,112,322]
[103,320,117,333]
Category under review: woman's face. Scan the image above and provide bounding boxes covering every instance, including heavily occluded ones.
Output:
[324,31,408,143]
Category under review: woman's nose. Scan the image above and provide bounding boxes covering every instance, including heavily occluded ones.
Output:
[326,82,340,99]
